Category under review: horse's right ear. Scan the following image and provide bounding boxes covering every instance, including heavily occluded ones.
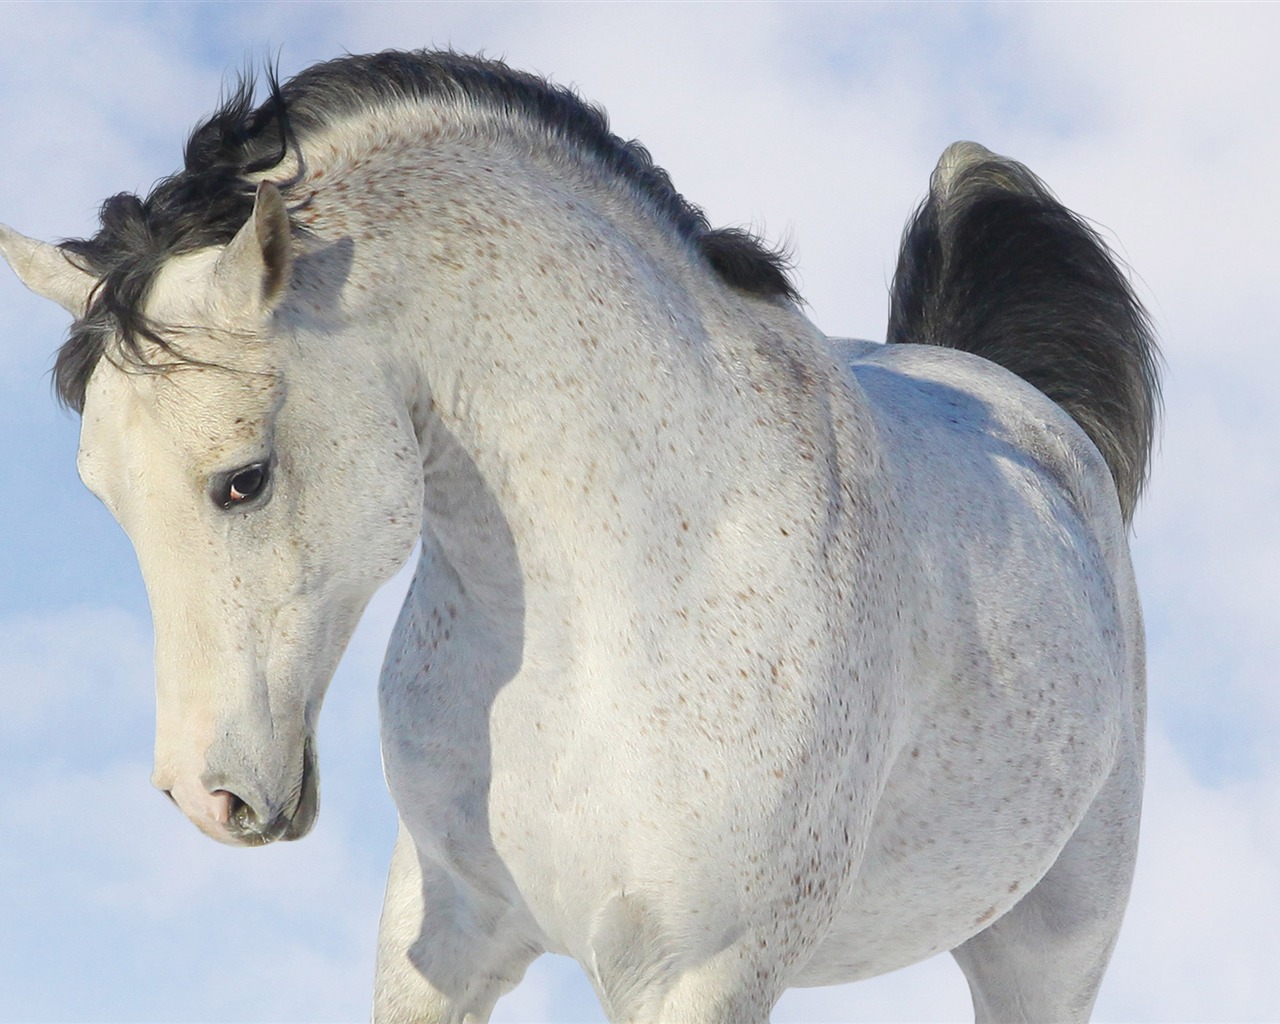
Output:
[214,181,294,317]
[0,223,96,317]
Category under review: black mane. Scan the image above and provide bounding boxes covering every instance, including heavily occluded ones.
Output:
[54,50,798,412]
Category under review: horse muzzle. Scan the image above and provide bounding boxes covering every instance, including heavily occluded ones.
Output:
[159,737,319,847]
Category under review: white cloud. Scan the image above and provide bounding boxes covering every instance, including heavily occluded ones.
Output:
[1100,732,1280,1021]
[0,606,150,746]
[0,6,220,237]
[0,597,402,1022]
[1,758,384,1022]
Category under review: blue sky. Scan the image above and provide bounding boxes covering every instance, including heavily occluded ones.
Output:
[1,3,1277,1021]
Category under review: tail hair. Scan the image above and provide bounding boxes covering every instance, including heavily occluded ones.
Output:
[887,142,1161,522]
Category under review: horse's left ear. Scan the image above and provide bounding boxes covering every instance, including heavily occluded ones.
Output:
[214,181,294,315]
[0,223,97,316]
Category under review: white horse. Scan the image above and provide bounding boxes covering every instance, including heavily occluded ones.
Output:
[1,52,1158,1022]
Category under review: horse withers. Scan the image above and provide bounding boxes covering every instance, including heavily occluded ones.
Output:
[1,51,1158,1022]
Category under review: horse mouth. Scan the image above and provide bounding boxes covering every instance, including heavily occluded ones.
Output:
[228,737,319,846]
[281,737,320,841]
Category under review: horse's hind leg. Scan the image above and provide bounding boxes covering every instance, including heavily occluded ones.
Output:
[951,746,1142,1023]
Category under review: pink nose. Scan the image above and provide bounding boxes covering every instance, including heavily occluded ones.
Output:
[205,789,236,825]
[162,776,245,841]
[159,772,293,846]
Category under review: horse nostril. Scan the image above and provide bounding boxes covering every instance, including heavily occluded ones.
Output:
[213,789,260,832]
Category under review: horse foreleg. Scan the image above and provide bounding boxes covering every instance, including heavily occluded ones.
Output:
[587,891,786,1024]
[373,824,537,1024]
[641,945,783,1024]
[950,743,1142,1023]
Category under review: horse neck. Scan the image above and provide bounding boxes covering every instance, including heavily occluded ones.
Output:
[297,114,832,615]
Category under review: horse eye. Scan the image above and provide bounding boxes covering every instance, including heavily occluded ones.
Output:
[216,462,271,510]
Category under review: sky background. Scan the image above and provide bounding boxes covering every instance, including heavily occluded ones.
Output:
[1,3,1277,1021]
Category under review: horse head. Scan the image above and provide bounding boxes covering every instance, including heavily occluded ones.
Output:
[1,184,424,845]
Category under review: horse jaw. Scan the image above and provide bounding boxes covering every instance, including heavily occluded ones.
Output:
[0,223,96,316]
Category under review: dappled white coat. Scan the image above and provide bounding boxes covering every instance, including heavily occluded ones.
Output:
[1,98,1144,1023]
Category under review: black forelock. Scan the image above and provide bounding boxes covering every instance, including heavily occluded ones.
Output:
[53,50,797,413]
[55,69,287,411]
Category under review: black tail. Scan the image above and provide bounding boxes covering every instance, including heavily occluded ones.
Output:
[887,142,1160,523]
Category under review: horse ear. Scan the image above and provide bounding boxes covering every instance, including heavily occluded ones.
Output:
[0,223,97,316]
[214,181,294,315]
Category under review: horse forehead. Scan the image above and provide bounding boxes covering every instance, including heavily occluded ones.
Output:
[77,345,280,503]
[77,358,144,499]
[86,246,284,450]
[140,247,277,362]
[145,247,224,325]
